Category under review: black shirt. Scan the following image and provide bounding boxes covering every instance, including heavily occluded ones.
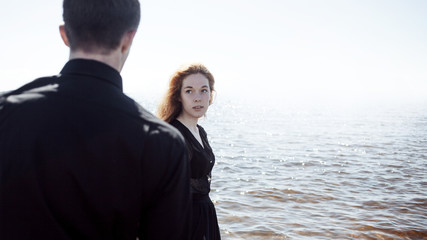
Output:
[0,59,191,240]
[170,119,215,196]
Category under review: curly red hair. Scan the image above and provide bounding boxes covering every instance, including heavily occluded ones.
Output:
[157,63,215,123]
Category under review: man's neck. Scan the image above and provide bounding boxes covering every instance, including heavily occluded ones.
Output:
[69,49,125,72]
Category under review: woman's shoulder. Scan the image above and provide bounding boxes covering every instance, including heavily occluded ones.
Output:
[197,124,208,137]
[169,119,189,136]
[170,119,183,129]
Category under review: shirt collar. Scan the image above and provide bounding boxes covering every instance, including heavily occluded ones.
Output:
[60,59,123,91]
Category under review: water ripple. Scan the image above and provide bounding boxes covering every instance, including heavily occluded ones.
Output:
[206,100,427,239]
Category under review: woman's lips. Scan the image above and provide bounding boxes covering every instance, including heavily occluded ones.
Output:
[193,105,204,110]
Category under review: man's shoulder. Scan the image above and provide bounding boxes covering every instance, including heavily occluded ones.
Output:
[133,103,184,142]
[8,76,59,93]
[0,76,59,109]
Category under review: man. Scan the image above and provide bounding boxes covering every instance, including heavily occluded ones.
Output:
[0,0,191,239]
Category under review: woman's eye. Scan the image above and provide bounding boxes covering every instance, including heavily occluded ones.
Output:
[185,90,192,94]
[201,89,209,93]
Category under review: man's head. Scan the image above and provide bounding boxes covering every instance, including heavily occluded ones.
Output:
[62,0,140,53]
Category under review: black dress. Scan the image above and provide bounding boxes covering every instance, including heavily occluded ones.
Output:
[171,119,221,240]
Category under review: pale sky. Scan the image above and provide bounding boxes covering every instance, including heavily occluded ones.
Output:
[1,0,426,104]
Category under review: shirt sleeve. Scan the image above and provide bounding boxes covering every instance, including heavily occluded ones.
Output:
[138,128,191,240]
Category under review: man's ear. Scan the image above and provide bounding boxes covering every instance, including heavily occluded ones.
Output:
[121,30,137,54]
[59,25,70,47]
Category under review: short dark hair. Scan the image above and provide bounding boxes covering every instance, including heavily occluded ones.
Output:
[63,0,140,52]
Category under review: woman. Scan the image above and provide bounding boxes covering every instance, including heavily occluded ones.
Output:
[157,63,221,240]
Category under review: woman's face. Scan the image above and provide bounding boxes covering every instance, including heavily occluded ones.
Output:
[179,73,211,120]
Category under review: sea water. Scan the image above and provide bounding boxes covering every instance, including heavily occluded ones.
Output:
[139,95,427,240]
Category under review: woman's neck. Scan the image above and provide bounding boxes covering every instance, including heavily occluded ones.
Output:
[176,115,204,148]
[176,115,199,133]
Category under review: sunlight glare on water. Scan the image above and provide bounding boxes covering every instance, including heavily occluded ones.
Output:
[202,97,427,240]
[137,95,427,240]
